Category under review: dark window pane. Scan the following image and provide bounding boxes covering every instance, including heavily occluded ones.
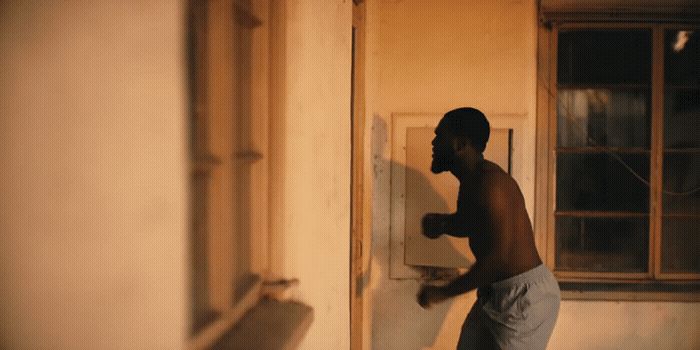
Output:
[663,152,700,215]
[664,88,700,149]
[557,154,650,212]
[558,30,652,85]
[558,89,650,148]
[556,216,649,273]
[665,30,700,87]
[661,218,700,273]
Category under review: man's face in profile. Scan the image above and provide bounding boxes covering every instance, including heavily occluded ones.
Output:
[431,120,454,174]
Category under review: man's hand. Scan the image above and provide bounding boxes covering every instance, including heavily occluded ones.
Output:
[417,284,449,309]
[422,213,449,239]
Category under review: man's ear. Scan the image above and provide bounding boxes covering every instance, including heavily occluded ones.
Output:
[451,137,469,153]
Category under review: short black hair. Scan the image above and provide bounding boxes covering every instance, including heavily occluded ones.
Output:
[441,107,490,153]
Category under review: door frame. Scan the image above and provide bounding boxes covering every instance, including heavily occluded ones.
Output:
[351,0,368,349]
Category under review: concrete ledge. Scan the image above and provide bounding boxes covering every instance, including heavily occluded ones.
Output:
[212,299,314,350]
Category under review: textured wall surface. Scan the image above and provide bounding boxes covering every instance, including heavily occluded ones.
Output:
[0,1,189,349]
[269,1,353,349]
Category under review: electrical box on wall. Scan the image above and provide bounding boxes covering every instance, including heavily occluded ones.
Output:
[390,113,524,279]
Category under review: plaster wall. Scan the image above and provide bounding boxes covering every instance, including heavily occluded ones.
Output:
[366,0,699,349]
[269,1,353,349]
[550,301,699,349]
[0,1,189,349]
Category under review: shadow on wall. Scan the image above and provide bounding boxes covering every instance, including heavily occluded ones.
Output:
[370,114,473,350]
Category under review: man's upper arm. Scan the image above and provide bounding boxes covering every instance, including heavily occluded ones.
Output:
[446,213,470,237]
[449,186,474,237]
[482,177,515,258]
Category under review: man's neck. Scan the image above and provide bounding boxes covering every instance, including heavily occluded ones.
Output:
[450,154,485,183]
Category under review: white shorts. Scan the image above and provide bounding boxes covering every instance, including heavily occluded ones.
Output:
[456,264,560,350]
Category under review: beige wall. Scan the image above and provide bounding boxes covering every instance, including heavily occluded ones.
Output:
[1,0,355,348]
[269,1,353,349]
[367,0,699,349]
[551,301,699,349]
[0,1,189,349]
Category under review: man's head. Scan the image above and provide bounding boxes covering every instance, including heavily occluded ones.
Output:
[431,107,490,174]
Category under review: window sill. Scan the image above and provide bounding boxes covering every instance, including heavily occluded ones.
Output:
[211,299,314,350]
[560,281,700,302]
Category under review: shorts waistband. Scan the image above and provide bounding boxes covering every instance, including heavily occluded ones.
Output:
[490,264,552,290]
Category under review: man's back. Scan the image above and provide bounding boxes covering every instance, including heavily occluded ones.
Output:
[458,160,542,280]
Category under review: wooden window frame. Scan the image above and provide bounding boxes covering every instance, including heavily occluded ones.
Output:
[187,0,274,348]
[536,22,700,301]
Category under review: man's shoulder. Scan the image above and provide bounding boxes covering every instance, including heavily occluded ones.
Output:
[480,164,520,207]
[481,162,515,189]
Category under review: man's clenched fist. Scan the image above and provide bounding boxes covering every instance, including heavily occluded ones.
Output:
[422,213,449,239]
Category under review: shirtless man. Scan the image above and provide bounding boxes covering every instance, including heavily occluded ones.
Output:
[417,107,560,349]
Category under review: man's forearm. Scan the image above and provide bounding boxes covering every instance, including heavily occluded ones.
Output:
[441,258,507,298]
[444,213,469,237]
